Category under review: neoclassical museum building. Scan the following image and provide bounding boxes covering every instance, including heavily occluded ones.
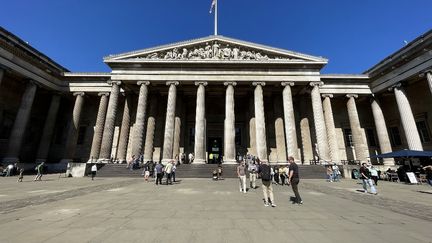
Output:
[0,26,431,170]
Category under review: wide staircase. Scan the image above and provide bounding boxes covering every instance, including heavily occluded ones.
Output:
[96,163,327,179]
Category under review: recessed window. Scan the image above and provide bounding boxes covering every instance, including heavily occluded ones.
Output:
[416,120,431,143]
[235,127,241,145]
[366,128,377,147]
[389,127,402,146]
[344,128,354,147]
[77,126,87,145]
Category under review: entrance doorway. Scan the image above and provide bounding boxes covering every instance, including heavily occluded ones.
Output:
[208,137,223,164]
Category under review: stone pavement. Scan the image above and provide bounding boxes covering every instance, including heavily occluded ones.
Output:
[0,174,431,243]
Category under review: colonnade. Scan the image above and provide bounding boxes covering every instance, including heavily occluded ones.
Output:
[1,71,430,165]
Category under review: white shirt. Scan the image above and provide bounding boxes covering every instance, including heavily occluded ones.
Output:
[91,165,97,172]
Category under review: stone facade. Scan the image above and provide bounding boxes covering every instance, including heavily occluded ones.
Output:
[1,27,432,166]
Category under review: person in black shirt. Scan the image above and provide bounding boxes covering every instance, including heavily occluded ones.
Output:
[287,156,302,205]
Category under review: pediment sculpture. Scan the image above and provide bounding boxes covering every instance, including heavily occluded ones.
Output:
[140,41,294,61]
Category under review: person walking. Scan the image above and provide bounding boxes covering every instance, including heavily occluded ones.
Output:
[258,159,276,207]
[248,162,258,189]
[171,161,177,182]
[326,165,333,182]
[34,162,44,181]
[237,161,247,193]
[90,163,98,180]
[17,168,24,182]
[369,165,379,186]
[164,160,174,185]
[143,162,150,182]
[155,162,164,185]
[287,156,303,205]
[360,163,377,194]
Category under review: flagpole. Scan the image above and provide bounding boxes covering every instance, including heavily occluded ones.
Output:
[214,0,218,35]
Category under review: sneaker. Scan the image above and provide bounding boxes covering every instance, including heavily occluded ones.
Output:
[271,203,277,207]
[264,203,270,207]
[299,201,303,205]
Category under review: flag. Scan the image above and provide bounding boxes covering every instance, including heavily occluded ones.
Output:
[209,0,216,13]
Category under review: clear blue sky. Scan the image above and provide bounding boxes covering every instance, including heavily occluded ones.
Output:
[1,0,431,73]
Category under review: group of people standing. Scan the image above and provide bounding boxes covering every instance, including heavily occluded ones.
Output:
[326,163,341,182]
[237,156,303,207]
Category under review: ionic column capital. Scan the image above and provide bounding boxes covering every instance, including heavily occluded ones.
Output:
[194,81,208,86]
[166,81,179,86]
[346,94,358,99]
[281,82,294,87]
[387,82,402,91]
[252,82,265,86]
[224,81,237,86]
[309,81,324,87]
[108,80,122,86]
[73,92,85,97]
[98,92,109,97]
[321,94,334,98]
[137,81,151,86]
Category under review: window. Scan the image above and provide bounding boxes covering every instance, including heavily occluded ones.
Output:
[189,127,195,145]
[366,128,377,147]
[77,126,87,145]
[416,120,431,143]
[389,127,402,146]
[344,128,354,147]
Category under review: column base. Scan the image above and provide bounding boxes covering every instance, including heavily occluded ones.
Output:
[87,158,99,163]
[161,159,174,165]
[193,159,206,164]
[2,157,19,163]
[97,158,111,163]
[223,159,237,165]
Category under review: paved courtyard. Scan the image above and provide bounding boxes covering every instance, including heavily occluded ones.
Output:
[0,174,431,243]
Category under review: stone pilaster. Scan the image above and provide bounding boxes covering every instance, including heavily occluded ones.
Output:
[143,95,158,162]
[309,82,330,162]
[62,92,85,162]
[224,82,237,164]
[253,82,268,162]
[248,96,257,155]
[427,72,432,96]
[371,97,394,165]
[273,95,287,163]
[194,81,207,164]
[281,82,299,161]
[390,83,423,150]
[162,81,179,163]
[346,94,368,162]
[89,93,109,162]
[131,81,150,158]
[99,81,121,162]
[116,95,132,163]
[322,94,340,164]
[3,81,37,163]
[35,94,61,162]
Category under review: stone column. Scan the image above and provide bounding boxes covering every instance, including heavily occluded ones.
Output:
[346,94,368,162]
[89,93,109,162]
[309,82,330,162]
[117,95,132,163]
[248,96,257,155]
[194,82,207,164]
[172,95,182,161]
[391,83,423,150]
[322,94,340,164]
[144,95,158,162]
[281,82,299,161]
[99,81,121,162]
[273,95,287,163]
[253,82,268,161]
[62,92,85,162]
[131,81,150,158]
[426,72,432,96]
[0,68,4,88]
[371,97,394,165]
[35,94,61,162]
[224,82,237,164]
[3,81,37,163]
[162,81,179,163]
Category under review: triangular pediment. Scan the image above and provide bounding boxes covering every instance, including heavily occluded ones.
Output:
[104,36,327,64]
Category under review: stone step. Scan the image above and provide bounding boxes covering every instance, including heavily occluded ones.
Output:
[96,163,327,179]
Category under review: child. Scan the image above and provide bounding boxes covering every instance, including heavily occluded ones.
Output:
[17,168,24,182]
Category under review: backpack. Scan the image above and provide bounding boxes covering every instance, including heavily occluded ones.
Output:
[260,165,271,181]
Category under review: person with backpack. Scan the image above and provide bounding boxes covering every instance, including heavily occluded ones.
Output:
[258,159,276,207]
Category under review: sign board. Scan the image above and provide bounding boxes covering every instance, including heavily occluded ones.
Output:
[406,172,418,184]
